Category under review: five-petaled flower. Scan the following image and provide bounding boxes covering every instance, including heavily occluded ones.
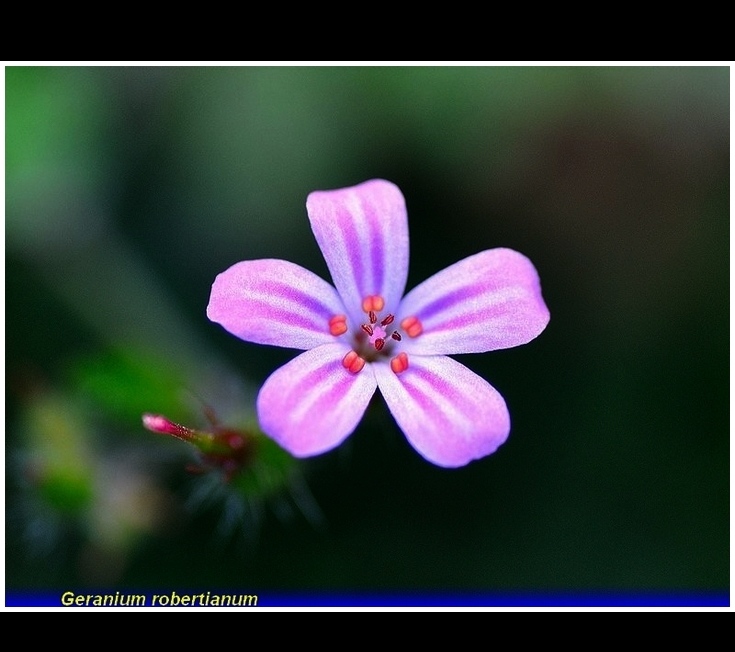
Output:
[207,180,549,467]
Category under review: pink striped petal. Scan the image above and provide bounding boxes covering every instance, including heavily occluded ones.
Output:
[207,259,345,350]
[374,355,510,468]
[256,344,378,457]
[306,179,409,327]
[398,248,550,355]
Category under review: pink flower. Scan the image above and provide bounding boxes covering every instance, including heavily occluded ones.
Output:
[207,180,549,467]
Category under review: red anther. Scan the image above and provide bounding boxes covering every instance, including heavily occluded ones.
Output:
[391,331,402,341]
[362,295,385,313]
[342,350,366,374]
[369,311,377,324]
[342,350,358,369]
[390,352,409,374]
[350,356,366,373]
[361,324,374,336]
[400,316,423,338]
[329,314,348,336]
[374,338,385,351]
[380,314,395,327]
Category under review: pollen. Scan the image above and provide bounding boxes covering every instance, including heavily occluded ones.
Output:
[400,316,423,338]
[329,314,348,336]
[390,352,409,375]
[342,350,366,374]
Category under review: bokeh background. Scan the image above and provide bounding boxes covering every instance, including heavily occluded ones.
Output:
[5,66,729,600]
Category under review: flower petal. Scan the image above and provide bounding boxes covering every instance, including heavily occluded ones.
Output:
[306,179,409,326]
[207,259,345,350]
[374,355,510,468]
[398,248,550,355]
[256,344,378,457]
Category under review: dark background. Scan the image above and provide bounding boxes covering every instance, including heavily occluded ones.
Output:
[5,66,729,597]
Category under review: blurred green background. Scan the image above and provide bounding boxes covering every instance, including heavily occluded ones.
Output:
[5,66,728,597]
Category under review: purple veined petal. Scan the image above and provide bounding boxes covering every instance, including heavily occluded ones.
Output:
[256,343,378,457]
[207,259,346,350]
[398,248,550,355]
[374,355,510,468]
[306,179,409,327]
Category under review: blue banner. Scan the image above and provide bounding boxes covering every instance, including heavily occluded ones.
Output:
[5,591,730,608]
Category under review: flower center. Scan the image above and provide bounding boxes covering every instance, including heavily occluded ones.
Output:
[329,294,423,376]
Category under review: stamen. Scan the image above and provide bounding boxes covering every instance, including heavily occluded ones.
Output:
[342,350,366,374]
[357,295,404,354]
[390,352,409,375]
[400,316,423,338]
[329,314,348,336]
[362,295,385,313]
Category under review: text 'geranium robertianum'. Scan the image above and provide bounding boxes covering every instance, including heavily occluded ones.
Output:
[207,180,549,467]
